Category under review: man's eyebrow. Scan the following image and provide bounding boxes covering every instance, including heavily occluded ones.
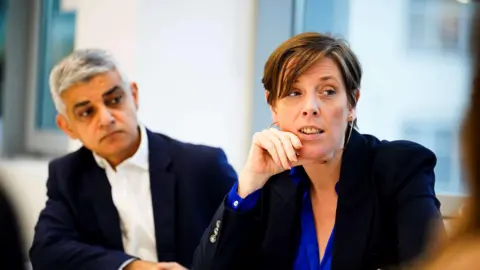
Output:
[73,100,90,110]
[72,86,120,110]
[102,86,120,97]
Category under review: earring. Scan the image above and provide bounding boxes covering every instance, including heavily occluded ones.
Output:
[345,118,354,147]
[268,122,279,130]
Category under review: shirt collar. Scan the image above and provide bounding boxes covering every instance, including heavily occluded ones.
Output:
[93,124,149,170]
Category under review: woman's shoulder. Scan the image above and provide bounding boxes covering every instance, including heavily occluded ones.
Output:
[360,133,437,193]
[361,133,436,166]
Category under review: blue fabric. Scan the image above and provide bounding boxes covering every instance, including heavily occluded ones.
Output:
[226,167,335,269]
[291,167,334,270]
[226,182,261,211]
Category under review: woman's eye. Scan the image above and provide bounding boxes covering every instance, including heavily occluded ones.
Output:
[322,89,336,96]
[288,91,301,97]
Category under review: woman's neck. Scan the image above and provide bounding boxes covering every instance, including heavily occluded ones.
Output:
[303,150,343,194]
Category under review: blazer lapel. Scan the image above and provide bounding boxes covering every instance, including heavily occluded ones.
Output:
[261,173,303,268]
[85,154,124,250]
[147,130,177,262]
[332,130,376,269]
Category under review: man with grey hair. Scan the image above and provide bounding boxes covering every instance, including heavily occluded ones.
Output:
[29,49,237,270]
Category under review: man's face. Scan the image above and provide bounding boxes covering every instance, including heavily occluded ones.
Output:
[56,70,140,163]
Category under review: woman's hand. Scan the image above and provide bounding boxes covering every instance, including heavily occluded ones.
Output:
[238,128,302,198]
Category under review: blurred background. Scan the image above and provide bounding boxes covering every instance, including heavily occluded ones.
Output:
[0,0,473,265]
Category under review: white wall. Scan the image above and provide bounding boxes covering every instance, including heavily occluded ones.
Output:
[74,0,256,172]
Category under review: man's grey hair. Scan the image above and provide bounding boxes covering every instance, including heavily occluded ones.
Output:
[49,49,129,114]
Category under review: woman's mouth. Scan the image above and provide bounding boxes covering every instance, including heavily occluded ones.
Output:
[299,127,324,135]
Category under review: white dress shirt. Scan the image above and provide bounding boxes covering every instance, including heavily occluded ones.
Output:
[93,125,158,267]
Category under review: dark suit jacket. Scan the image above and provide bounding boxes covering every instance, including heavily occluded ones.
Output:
[0,186,25,270]
[193,130,444,270]
[30,130,237,270]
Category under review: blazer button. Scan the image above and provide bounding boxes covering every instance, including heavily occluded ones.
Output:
[209,234,217,243]
[216,220,221,228]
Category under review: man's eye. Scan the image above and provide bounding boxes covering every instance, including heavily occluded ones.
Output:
[109,95,122,104]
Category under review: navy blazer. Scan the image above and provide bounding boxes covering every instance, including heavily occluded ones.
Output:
[30,130,237,270]
[193,130,444,270]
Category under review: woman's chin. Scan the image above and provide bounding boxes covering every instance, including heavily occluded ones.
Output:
[299,149,328,163]
[298,148,331,164]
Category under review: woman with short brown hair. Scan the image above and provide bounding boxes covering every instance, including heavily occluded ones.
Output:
[193,32,443,270]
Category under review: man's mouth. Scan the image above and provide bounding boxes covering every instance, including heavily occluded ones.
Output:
[101,131,122,141]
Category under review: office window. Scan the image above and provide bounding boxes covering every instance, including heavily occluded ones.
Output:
[408,0,473,54]
[0,0,6,151]
[20,0,75,155]
[35,0,75,130]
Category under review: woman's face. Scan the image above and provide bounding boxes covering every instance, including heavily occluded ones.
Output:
[271,57,359,162]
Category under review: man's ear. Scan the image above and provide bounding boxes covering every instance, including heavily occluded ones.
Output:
[130,82,139,110]
[56,114,78,139]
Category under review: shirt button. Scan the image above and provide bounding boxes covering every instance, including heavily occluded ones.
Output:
[233,200,239,208]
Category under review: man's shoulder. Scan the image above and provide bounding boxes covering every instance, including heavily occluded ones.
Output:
[49,146,92,174]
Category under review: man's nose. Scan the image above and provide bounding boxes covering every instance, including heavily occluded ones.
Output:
[98,107,115,126]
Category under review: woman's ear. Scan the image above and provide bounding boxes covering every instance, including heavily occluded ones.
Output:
[349,89,360,120]
[266,90,279,123]
[354,89,360,103]
[270,106,278,124]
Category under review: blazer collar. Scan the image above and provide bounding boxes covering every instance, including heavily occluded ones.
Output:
[146,129,177,261]
[332,129,376,269]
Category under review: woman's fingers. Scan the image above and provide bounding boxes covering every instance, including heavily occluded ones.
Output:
[287,132,302,150]
[253,129,303,170]
[253,131,282,168]
[271,129,298,163]
[263,130,290,169]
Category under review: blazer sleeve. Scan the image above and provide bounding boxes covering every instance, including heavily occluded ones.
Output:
[375,141,445,264]
[192,201,264,270]
[29,161,134,270]
[192,181,266,270]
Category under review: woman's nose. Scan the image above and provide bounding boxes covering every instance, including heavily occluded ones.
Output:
[301,97,320,116]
